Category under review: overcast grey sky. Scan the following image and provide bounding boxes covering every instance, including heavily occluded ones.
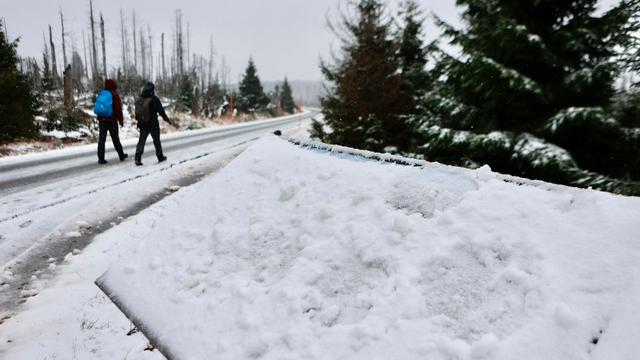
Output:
[1,0,621,82]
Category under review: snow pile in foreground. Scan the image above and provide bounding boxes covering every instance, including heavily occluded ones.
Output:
[98,136,640,360]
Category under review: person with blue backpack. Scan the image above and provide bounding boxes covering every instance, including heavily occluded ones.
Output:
[94,79,128,164]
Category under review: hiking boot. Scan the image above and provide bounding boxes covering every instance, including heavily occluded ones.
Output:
[135,160,143,166]
[98,159,108,165]
[158,155,168,163]
[120,153,129,162]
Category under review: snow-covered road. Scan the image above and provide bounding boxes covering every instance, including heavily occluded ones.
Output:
[0,112,314,316]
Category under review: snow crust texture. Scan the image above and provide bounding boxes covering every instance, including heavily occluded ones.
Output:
[99,136,640,360]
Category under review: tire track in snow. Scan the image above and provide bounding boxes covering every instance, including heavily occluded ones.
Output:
[0,138,255,224]
[0,145,247,317]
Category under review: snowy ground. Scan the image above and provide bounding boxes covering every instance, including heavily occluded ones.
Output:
[2,121,639,360]
[90,136,639,360]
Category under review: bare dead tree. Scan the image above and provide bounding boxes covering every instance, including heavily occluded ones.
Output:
[186,21,190,71]
[208,36,215,87]
[192,85,200,117]
[82,31,89,79]
[140,28,146,79]
[63,65,73,108]
[133,11,137,75]
[220,55,229,92]
[88,33,95,82]
[60,9,68,67]
[176,9,184,76]
[148,25,153,80]
[49,25,60,85]
[120,9,127,75]
[161,32,166,82]
[89,0,98,83]
[100,13,107,80]
[42,32,50,77]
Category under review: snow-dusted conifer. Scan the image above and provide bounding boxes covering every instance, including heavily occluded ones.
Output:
[238,58,269,113]
[396,0,430,113]
[280,78,295,114]
[0,22,38,140]
[318,0,404,152]
[419,0,640,195]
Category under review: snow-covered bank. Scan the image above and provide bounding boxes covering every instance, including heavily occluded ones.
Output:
[96,136,640,359]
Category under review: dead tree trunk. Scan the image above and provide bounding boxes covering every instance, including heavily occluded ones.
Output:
[148,25,153,80]
[161,33,166,82]
[133,11,137,76]
[120,9,127,76]
[89,0,98,84]
[176,10,184,76]
[186,22,190,71]
[82,31,89,79]
[192,86,200,117]
[140,29,146,79]
[63,65,73,109]
[60,9,67,67]
[140,28,147,77]
[207,36,214,86]
[49,25,60,86]
[88,33,95,81]
[100,14,107,80]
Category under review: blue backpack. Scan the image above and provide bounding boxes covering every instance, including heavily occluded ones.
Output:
[94,90,114,117]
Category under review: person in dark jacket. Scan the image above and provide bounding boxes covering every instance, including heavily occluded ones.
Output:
[134,82,174,166]
[97,79,128,164]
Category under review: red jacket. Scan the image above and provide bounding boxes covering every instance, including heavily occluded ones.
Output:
[99,79,124,126]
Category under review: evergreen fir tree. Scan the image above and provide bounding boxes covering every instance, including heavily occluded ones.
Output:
[177,74,194,112]
[202,79,224,118]
[41,51,55,92]
[272,84,281,112]
[396,0,430,114]
[318,0,404,152]
[419,0,640,195]
[238,58,269,113]
[280,77,295,114]
[0,23,38,141]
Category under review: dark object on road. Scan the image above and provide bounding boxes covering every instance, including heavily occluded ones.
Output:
[273,130,282,136]
[135,82,173,164]
[96,79,128,163]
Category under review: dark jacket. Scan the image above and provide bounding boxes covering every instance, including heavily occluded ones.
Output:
[99,79,124,126]
[139,82,171,128]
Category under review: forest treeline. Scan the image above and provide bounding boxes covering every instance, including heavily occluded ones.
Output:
[313,0,640,196]
[0,3,296,141]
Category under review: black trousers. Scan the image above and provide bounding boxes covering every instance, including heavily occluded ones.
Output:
[135,125,164,162]
[98,121,125,161]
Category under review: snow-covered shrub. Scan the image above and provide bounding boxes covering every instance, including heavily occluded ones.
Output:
[41,107,92,136]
